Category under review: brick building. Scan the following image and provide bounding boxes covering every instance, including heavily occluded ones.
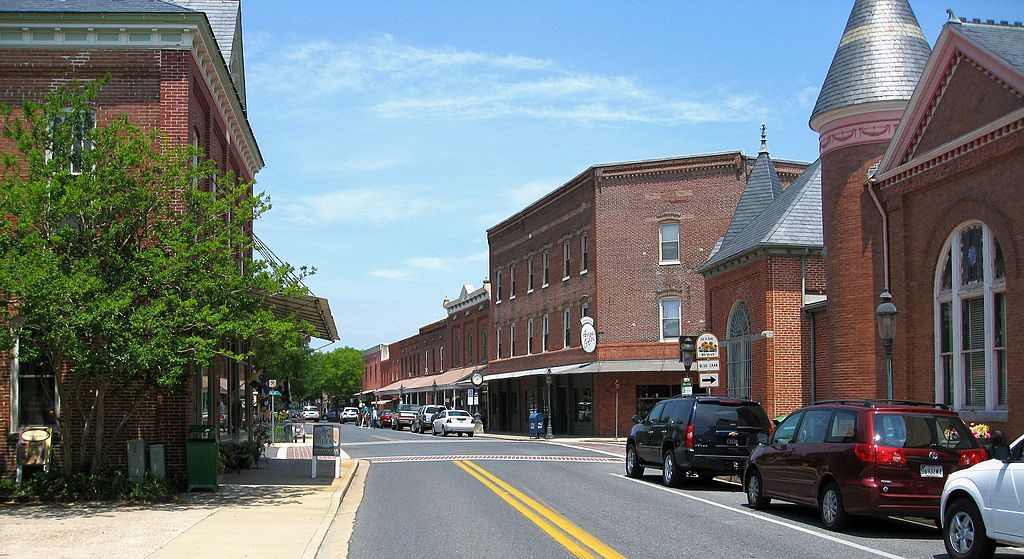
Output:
[486,151,807,437]
[360,282,489,411]
[0,0,336,479]
[700,132,825,419]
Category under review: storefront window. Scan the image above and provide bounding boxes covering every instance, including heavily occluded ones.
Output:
[575,387,592,423]
[636,384,681,419]
[14,334,57,427]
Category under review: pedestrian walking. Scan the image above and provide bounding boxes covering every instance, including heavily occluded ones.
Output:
[370,407,379,428]
[360,402,370,428]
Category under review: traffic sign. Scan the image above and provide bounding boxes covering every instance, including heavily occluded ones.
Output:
[268,390,282,396]
[268,379,277,388]
[696,333,720,359]
[697,360,720,372]
[699,373,720,388]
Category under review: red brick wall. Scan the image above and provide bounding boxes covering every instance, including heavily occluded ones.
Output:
[821,142,888,400]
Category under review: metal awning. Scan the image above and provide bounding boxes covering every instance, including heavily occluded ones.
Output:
[483,359,687,381]
[371,366,481,396]
[265,292,339,341]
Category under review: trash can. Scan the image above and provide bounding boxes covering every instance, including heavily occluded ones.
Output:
[186,425,218,491]
[529,411,544,438]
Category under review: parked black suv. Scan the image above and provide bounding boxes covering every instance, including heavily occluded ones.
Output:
[626,396,772,487]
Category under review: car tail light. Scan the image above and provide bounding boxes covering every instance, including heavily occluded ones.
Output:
[959,448,987,466]
[854,444,905,464]
[685,424,694,449]
[470,419,475,425]
[446,418,452,424]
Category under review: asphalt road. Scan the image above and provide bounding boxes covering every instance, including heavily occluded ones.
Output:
[334,424,1023,559]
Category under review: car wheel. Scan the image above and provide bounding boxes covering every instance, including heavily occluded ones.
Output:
[468,432,474,438]
[625,444,644,478]
[442,426,448,437]
[458,432,464,437]
[944,498,996,559]
[662,449,683,488]
[819,482,851,531]
[745,469,770,510]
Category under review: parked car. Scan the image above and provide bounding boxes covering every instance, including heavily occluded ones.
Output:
[941,432,1024,559]
[626,396,772,486]
[432,409,475,437]
[413,405,447,434]
[379,409,394,428]
[744,399,987,531]
[392,404,420,430]
[301,405,321,421]
[340,407,359,424]
[323,408,341,422]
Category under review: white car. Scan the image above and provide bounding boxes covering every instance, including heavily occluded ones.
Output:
[301,405,321,421]
[340,407,358,423]
[431,409,476,437]
[941,432,1024,559]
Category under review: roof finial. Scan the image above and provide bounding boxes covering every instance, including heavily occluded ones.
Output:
[759,123,768,153]
[947,9,960,24]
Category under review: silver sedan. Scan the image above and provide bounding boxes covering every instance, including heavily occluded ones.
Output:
[431,409,476,437]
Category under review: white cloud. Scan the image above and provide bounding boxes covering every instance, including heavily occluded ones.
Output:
[276,187,433,226]
[408,257,446,270]
[371,269,412,281]
[248,35,757,126]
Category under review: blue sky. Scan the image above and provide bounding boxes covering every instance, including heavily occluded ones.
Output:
[241,0,1020,351]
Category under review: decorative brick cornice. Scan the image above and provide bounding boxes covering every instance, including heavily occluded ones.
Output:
[818,114,903,156]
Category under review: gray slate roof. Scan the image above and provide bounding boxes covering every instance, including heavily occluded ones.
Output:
[170,0,240,67]
[956,20,1024,75]
[811,0,931,125]
[702,160,823,272]
[722,149,783,246]
[0,0,193,13]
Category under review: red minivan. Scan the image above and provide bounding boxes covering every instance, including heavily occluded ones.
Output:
[744,400,986,531]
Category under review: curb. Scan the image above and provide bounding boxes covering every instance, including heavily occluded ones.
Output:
[302,459,361,559]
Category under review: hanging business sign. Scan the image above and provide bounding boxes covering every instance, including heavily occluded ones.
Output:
[581,317,597,353]
[696,333,720,360]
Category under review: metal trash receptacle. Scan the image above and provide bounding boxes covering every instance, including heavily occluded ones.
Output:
[186,425,218,491]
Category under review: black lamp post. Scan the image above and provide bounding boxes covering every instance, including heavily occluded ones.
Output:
[679,335,697,393]
[544,369,554,440]
[400,385,405,405]
[432,380,438,405]
[876,290,898,400]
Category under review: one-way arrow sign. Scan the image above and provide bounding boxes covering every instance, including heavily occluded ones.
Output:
[699,373,720,388]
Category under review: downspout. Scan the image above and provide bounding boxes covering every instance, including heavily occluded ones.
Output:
[802,250,814,402]
[866,178,890,292]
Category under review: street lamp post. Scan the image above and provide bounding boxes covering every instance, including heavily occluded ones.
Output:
[876,289,898,400]
[544,369,554,440]
[432,380,437,405]
[679,335,697,394]
[400,385,405,405]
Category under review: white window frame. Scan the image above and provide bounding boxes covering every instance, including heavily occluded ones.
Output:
[440,346,445,371]
[496,326,502,359]
[542,251,550,287]
[425,349,429,373]
[528,257,535,293]
[563,308,571,348]
[528,319,534,354]
[659,297,681,341]
[543,315,550,352]
[509,264,517,299]
[581,302,589,319]
[580,233,589,275]
[10,332,60,431]
[562,242,571,281]
[660,221,681,264]
[510,323,517,356]
[495,269,502,303]
[727,302,753,400]
[934,220,1007,415]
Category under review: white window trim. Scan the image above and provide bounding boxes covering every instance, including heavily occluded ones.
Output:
[563,242,571,281]
[543,315,550,352]
[580,234,589,275]
[659,221,681,265]
[495,269,502,304]
[542,251,550,288]
[659,297,682,341]
[563,309,571,348]
[527,319,534,355]
[933,220,1007,416]
[496,326,502,359]
[10,334,61,432]
[510,323,517,356]
[509,264,517,300]
[528,257,535,293]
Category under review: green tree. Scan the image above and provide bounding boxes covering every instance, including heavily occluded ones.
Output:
[311,347,365,406]
[0,80,313,474]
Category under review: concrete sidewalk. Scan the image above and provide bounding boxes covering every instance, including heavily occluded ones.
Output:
[0,445,360,559]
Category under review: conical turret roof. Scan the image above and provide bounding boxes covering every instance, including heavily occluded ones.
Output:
[810,0,931,129]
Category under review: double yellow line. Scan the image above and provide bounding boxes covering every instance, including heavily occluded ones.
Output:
[454,460,625,559]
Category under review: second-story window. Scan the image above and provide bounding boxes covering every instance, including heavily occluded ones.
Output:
[496,326,502,359]
[481,331,487,364]
[510,264,517,298]
[563,308,571,348]
[528,319,534,354]
[528,257,535,292]
[543,251,550,286]
[543,315,550,352]
[510,323,517,356]
[581,233,589,274]
[660,297,681,340]
[495,269,503,302]
[660,222,680,263]
[467,333,473,364]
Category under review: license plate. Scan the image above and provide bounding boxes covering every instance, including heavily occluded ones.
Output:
[921,465,944,478]
[727,438,739,446]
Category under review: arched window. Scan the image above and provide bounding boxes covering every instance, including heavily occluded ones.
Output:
[935,221,1007,411]
[727,303,752,399]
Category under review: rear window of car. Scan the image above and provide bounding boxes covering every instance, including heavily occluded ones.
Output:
[873,413,976,450]
[693,401,770,429]
[449,411,470,417]
[398,404,418,412]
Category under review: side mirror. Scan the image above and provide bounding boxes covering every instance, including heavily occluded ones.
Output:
[757,433,769,445]
[631,414,642,424]
[993,444,1011,461]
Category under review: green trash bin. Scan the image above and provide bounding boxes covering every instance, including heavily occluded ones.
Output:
[186,425,218,491]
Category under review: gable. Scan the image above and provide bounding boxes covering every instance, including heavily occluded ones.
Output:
[914,57,1024,156]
